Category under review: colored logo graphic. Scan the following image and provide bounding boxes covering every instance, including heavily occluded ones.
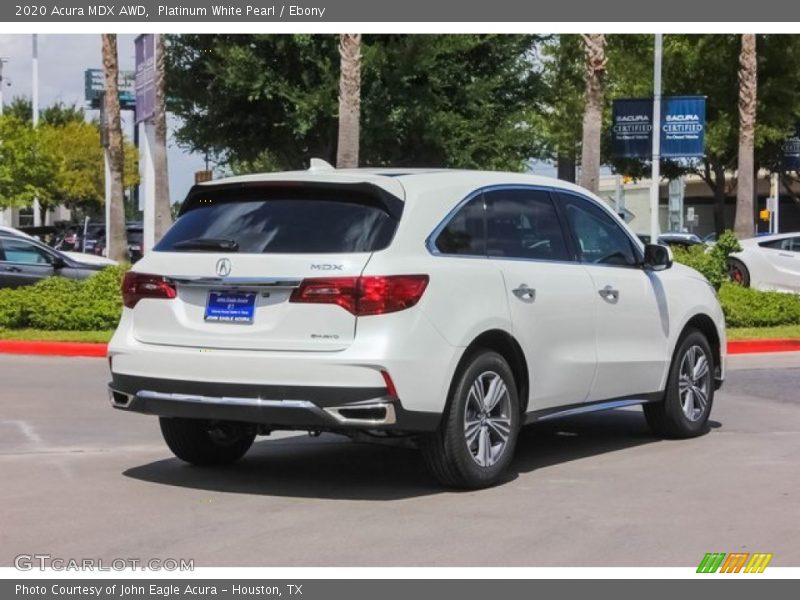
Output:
[697,553,773,573]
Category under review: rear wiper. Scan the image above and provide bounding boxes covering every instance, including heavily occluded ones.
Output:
[172,237,240,252]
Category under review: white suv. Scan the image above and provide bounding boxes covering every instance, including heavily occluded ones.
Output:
[108,166,726,488]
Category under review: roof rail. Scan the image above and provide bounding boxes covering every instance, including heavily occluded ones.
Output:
[309,158,335,171]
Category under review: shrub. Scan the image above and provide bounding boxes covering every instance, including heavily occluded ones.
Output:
[719,282,800,327]
[0,265,126,331]
[671,230,742,289]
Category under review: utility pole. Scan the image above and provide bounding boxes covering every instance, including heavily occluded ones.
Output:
[0,57,9,115]
[649,33,663,242]
[32,34,42,227]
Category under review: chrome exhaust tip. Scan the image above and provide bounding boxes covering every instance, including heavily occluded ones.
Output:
[324,402,397,426]
[108,388,134,408]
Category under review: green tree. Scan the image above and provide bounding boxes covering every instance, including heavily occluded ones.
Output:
[0,112,139,214]
[530,35,584,182]
[166,34,541,171]
[0,115,57,210]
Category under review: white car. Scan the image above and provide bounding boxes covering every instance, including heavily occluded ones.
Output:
[108,165,726,488]
[728,233,800,293]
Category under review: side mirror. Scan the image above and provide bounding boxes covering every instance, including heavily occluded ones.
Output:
[642,243,673,271]
[51,256,67,270]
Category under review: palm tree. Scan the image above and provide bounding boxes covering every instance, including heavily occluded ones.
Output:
[101,34,129,264]
[578,34,607,194]
[153,34,172,241]
[336,34,362,168]
[734,34,757,240]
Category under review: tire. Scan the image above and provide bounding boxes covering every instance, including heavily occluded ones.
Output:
[727,258,750,287]
[159,418,256,466]
[644,329,714,438]
[421,350,520,489]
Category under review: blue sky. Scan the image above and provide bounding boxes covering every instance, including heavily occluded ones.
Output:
[0,34,205,203]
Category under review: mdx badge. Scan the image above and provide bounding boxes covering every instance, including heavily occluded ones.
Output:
[310,264,344,271]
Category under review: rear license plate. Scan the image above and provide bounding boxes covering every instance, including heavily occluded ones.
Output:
[204,291,257,324]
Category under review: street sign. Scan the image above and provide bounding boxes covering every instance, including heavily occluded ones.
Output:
[84,68,136,110]
[134,34,156,123]
[612,96,706,159]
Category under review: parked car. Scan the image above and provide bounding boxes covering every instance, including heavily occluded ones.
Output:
[0,225,117,267]
[657,232,705,248]
[728,232,800,292]
[0,232,107,288]
[108,165,726,488]
[82,223,106,254]
[94,223,144,263]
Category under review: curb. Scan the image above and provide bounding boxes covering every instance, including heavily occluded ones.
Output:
[1,339,799,359]
[0,340,108,358]
[727,338,800,355]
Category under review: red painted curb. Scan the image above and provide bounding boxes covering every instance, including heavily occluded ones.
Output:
[727,339,800,354]
[0,340,108,358]
[0,338,798,358]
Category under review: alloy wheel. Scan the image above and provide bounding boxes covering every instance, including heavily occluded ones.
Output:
[678,345,711,422]
[463,371,513,467]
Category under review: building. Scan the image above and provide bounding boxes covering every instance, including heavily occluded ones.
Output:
[597,171,800,237]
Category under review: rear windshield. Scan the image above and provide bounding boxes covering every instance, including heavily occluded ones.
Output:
[155,196,398,254]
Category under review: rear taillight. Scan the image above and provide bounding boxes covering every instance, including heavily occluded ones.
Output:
[122,272,177,308]
[290,275,429,316]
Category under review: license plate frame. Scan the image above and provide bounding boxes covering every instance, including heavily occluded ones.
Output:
[204,290,257,324]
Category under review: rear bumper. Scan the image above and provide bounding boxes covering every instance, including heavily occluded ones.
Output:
[109,373,440,432]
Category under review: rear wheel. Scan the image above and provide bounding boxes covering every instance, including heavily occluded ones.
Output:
[421,350,520,489]
[644,329,714,438]
[727,258,750,287]
[159,418,256,466]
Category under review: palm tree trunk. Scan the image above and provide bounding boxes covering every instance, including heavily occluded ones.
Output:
[101,34,129,264]
[578,34,607,194]
[734,34,757,240]
[336,34,362,169]
[153,33,172,241]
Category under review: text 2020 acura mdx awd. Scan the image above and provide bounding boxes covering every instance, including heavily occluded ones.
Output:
[108,165,725,488]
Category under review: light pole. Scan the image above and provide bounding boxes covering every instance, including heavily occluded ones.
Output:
[0,57,8,116]
[649,33,663,243]
[32,34,41,226]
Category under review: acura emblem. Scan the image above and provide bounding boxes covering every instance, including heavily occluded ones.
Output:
[215,258,232,278]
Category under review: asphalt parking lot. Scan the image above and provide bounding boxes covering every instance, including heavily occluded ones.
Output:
[1,353,798,567]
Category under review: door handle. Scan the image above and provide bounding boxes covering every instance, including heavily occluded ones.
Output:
[512,284,536,303]
[778,252,794,258]
[598,285,620,302]
[1,266,22,273]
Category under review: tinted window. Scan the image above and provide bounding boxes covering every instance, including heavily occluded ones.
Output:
[485,189,570,261]
[560,193,639,267]
[760,237,800,252]
[156,197,397,254]
[0,238,53,265]
[435,195,486,256]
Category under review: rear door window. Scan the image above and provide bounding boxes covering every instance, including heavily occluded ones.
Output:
[485,189,570,261]
[156,190,399,254]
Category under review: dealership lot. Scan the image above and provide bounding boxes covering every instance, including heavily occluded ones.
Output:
[1,353,798,567]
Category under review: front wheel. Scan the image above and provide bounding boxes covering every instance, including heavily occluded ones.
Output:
[727,258,750,287]
[644,329,714,438]
[159,418,256,466]
[421,350,520,489]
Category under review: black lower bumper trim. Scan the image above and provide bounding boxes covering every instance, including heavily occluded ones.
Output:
[109,374,440,432]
